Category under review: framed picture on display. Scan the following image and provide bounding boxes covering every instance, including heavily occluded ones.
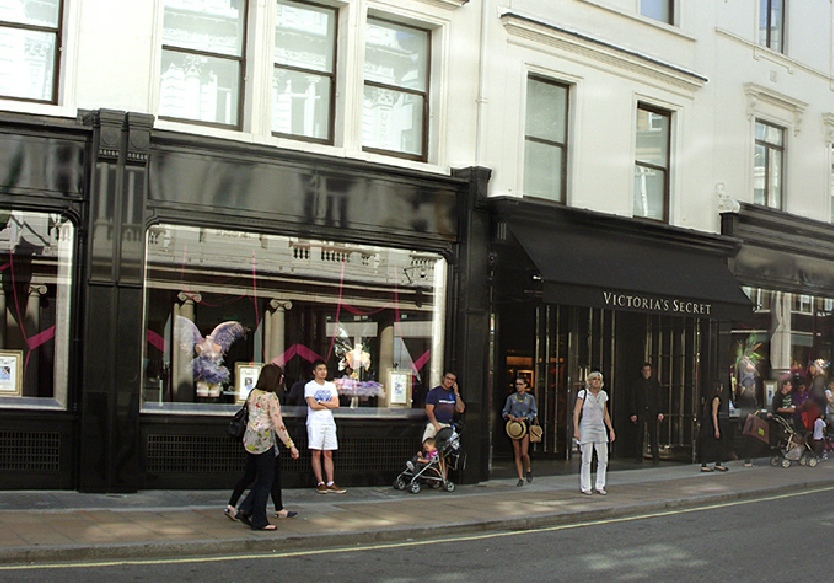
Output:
[235,363,262,403]
[387,369,411,407]
[0,350,23,397]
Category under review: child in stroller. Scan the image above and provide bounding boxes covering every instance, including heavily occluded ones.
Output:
[394,424,465,494]
[769,415,818,467]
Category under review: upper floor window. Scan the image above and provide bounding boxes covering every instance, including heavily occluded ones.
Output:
[363,17,429,161]
[0,0,62,103]
[272,0,336,143]
[759,0,784,53]
[634,104,670,222]
[640,0,674,25]
[523,75,568,202]
[158,0,247,129]
[754,119,785,209]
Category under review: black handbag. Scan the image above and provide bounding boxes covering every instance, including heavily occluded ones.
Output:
[226,403,248,438]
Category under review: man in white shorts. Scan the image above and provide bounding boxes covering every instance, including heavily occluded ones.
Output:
[305,359,346,494]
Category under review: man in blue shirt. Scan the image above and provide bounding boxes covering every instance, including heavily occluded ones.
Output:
[423,371,465,441]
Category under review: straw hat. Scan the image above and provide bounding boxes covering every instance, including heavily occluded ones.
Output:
[505,419,526,439]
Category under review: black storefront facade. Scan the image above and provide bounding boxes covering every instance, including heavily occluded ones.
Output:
[489,197,754,464]
[0,109,492,493]
[722,203,834,413]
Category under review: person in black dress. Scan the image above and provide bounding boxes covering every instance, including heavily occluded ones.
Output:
[699,380,729,472]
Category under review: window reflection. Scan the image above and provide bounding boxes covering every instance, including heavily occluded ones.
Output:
[362,18,429,159]
[0,0,62,103]
[732,288,834,404]
[142,225,446,413]
[158,0,246,127]
[0,210,73,407]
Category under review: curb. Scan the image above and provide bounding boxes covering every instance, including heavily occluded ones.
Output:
[3,479,833,565]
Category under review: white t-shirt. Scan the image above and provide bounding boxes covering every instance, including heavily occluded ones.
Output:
[305,380,337,423]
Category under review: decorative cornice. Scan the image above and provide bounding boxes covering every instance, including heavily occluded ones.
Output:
[125,112,154,166]
[412,0,468,8]
[823,113,834,146]
[490,195,741,256]
[743,82,807,136]
[90,109,123,162]
[576,0,697,42]
[716,28,834,84]
[500,11,707,95]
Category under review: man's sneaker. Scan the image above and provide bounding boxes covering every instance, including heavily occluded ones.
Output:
[326,483,346,494]
[316,483,328,494]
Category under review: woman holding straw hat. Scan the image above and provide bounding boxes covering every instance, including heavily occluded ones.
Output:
[503,377,538,487]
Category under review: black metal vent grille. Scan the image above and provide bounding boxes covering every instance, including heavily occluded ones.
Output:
[146,433,416,474]
[0,431,60,471]
[147,434,244,473]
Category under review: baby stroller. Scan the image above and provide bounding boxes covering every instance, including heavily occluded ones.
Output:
[769,415,818,468]
[394,424,466,494]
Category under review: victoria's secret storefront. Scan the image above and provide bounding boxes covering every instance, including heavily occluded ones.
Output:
[0,110,492,492]
[490,198,753,464]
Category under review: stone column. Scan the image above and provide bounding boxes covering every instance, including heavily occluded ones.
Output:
[172,292,200,402]
[53,221,73,407]
[265,299,292,363]
[379,323,394,407]
[770,291,792,377]
[23,285,46,396]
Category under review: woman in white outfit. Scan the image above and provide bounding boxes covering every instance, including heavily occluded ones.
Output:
[573,371,616,495]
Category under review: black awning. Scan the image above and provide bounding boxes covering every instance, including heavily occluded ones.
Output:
[510,224,754,320]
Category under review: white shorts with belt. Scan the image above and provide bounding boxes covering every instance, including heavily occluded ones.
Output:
[307,418,338,450]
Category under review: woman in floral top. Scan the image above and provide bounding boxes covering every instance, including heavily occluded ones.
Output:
[236,364,299,531]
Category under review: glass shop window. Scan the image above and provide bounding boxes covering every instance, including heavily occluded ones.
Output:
[0,210,74,409]
[142,224,447,414]
[731,288,834,406]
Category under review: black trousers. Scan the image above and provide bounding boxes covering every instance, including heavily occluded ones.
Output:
[238,447,276,529]
[635,418,659,462]
[229,451,285,512]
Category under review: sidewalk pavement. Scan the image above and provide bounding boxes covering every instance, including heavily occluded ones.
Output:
[2,459,833,565]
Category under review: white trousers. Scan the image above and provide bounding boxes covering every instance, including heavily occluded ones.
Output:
[580,441,609,492]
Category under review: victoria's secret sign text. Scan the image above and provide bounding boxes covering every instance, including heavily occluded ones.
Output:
[602,291,712,315]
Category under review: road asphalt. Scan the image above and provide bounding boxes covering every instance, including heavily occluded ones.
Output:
[1,458,832,565]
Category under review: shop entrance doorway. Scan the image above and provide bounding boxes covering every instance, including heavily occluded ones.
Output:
[497,304,701,463]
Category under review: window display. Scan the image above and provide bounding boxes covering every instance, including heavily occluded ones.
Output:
[0,210,74,408]
[142,225,446,413]
[732,287,834,408]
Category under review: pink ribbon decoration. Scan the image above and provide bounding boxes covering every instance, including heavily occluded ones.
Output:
[271,343,324,367]
[412,349,431,374]
[147,329,166,353]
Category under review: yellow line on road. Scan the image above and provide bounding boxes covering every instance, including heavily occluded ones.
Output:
[4,485,833,571]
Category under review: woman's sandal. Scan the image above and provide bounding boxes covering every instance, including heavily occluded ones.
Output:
[224,505,237,521]
[714,465,729,472]
[252,524,277,531]
[700,467,713,472]
[276,510,299,519]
